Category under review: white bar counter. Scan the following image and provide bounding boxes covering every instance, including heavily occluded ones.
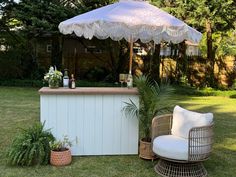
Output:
[39,87,139,156]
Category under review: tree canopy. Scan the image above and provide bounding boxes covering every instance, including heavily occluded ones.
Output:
[0,0,235,86]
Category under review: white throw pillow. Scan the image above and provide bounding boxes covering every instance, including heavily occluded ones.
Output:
[171,105,213,139]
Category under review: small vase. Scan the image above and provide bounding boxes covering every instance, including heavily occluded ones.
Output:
[48,79,60,88]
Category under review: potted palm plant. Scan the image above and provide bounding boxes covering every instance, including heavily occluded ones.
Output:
[123,75,172,160]
[50,136,72,166]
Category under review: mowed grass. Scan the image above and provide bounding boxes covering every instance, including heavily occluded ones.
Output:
[0,86,236,177]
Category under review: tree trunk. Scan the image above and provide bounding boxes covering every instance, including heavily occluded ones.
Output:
[150,44,161,83]
[116,41,129,75]
[108,39,120,81]
[176,41,187,83]
[51,35,62,69]
[206,19,215,87]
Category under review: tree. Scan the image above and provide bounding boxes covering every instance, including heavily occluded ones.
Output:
[151,0,236,87]
[1,0,82,71]
[149,44,161,83]
[186,0,236,87]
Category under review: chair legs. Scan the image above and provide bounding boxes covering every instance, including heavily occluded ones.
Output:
[154,159,207,177]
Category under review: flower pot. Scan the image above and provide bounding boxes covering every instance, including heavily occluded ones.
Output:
[48,79,60,88]
[139,138,157,160]
[50,149,72,166]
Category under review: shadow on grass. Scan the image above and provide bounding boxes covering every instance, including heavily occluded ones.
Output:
[229,94,236,99]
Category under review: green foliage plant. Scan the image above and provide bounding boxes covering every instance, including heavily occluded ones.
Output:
[232,79,236,90]
[123,75,173,142]
[7,122,55,166]
[50,135,72,152]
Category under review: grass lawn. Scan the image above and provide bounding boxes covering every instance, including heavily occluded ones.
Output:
[0,86,236,177]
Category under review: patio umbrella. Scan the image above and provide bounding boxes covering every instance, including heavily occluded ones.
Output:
[59,0,202,74]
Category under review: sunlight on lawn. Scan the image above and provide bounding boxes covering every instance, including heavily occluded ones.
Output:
[0,87,235,177]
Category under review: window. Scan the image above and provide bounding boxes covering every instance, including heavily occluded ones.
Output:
[46,44,52,53]
[85,45,102,54]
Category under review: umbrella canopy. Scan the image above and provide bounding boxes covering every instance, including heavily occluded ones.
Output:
[59,0,202,73]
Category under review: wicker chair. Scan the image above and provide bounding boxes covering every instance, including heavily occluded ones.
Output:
[152,106,214,177]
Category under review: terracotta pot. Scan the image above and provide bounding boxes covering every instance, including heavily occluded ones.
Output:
[50,149,72,166]
[139,138,157,160]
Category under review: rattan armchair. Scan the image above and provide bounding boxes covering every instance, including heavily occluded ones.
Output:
[152,110,214,177]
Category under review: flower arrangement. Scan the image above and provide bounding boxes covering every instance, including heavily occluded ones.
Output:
[44,66,63,88]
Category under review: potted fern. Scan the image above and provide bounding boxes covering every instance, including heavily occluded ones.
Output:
[7,122,55,166]
[123,75,172,160]
[50,135,72,166]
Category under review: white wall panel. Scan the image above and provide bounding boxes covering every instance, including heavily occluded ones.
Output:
[40,93,139,155]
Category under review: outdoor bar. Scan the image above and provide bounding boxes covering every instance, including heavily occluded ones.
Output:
[39,87,139,156]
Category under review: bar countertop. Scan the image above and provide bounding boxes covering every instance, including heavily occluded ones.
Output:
[39,87,138,95]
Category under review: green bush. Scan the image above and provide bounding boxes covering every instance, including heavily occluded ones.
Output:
[0,79,117,88]
[174,85,236,97]
[7,122,55,166]
[232,79,236,90]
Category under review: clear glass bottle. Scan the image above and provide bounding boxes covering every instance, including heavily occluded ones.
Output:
[63,69,69,88]
[70,74,76,89]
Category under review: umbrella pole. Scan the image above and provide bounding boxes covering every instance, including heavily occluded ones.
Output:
[129,37,133,74]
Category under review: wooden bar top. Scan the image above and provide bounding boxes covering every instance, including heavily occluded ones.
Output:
[39,87,138,95]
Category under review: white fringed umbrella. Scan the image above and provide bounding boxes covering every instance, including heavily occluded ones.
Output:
[59,0,202,74]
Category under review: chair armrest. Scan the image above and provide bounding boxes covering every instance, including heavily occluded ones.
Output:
[151,114,173,142]
[188,123,214,161]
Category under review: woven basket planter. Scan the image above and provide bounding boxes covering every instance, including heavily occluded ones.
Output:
[50,149,72,166]
[139,139,157,160]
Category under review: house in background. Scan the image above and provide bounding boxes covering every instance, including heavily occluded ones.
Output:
[185,41,201,56]
[35,35,116,81]
[35,37,235,87]
[160,41,200,57]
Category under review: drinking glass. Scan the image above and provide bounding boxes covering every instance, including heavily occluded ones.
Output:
[124,74,129,85]
[119,73,125,87]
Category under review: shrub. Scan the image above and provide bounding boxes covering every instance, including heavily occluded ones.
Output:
[0,79,44,87]
[7,122,55,166]
[232,79,236,90]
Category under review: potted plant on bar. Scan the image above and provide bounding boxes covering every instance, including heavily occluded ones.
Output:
[50,136,72,166]
[44,66,63,88]
[123,75,172,160]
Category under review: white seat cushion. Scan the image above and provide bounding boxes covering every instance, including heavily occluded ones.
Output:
[171,105,213,139]
[153,135,188,161]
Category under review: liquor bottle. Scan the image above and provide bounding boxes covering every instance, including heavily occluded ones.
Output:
[63,69,69,88]
[126,73,133,88]
[70,74,76,89]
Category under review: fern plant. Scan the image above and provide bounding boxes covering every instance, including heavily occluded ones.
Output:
[7,122,55,166]
[123,75,173,141]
